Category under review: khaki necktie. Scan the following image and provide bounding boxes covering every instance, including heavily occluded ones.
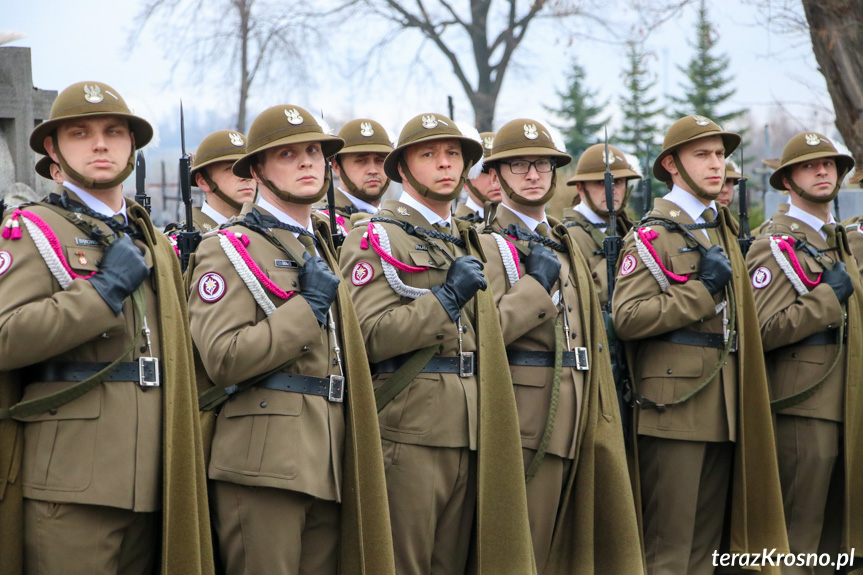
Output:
[113,214,126,226]
[298,233,317,257]
[433,223,455,250]
[535,222,550,238]
[701,208,722,246]
[822,223,837,249]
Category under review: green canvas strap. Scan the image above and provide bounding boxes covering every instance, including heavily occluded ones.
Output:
[524,315,564,483]
[565,216,606,250]
[374,346,438,412]
[0,289,146,420]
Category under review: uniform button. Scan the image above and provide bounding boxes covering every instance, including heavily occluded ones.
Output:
[49,408,58,415]
[565,281,569,287]
[690,264,696,270]
[140,344,148,352]
[436,334,445,340]
[667,368,673,374]
[827,324,833,329]
[101,333,109,339]
[260,401,267,408]
[568,306,573,312]
[429,260,435,265]
[333,359,339,365]
[599,344,603,352]
[291,281,297,287]
[539,312,546,318]
[791,353,797,358]
[302,346,309,352]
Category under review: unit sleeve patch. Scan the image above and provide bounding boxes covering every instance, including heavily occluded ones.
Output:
[198,271,227,302]
[620,253,637,276]
[0,251,11,276]
[351,261,374,286]
[751,266,772,289]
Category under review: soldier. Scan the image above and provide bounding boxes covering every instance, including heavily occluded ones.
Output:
[477,119,642,573]
[454,130,501,222]
[562,143,641,306]
[748,132,863,572]
[187,104,393,575]
[717,159,741,207]
[340,112,534,575]
[165,130,255,234]
[612,115,789,574]
[315,118,393,235]
[0,81,213,574]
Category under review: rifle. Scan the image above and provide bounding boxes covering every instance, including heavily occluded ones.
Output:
[737,147,753,257]
[135,151,150,213]
[601,127,633,447]
[176,101,202,272]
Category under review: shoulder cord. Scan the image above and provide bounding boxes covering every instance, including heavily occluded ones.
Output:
[489,232,521,287]
[373,216,467,249]
[360,221,430,299]
[217,230,296,316]
[769,236,815,296]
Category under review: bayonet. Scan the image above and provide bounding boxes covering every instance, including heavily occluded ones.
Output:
[737,145,753,256]
[176,100,202,271]
[135,151,150,213]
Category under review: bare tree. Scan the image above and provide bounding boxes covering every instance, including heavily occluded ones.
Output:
[131,0,312,132]
[748,0,863,165]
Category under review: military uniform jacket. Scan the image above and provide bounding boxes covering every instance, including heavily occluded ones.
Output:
[187,205,345,502]
[747,211,846,421]
[562,207,633,307]
[164,205,219,235]
[842,214,863,277]
[454,201,482,223]
[612,197,738,442]
[0,188,164,511]
[478,207,584,458]
[340,200,479,449]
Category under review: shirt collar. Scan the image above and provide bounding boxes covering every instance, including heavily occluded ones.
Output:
[666,184,717,222]
[786,203,835,240]
[574,201,607,230]
[64,181,127,224]
[398,191,453,229]
[499,203,549,233]
[256,196,314,237]
[338,187,379,214]
[201,201,229,226]
[465,196,484,217]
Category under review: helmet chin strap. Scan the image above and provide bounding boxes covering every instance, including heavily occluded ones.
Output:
[498,169,556,207]
[398,157,470,202]
[671,151,723,201]
[465,179,489,203]
[199,170,244,211]
[786,168,844,204]
[335,157,389,203]
[53,134,135,190]
[255,165,330,205]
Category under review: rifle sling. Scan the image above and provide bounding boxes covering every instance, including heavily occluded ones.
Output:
[373,346,438,413]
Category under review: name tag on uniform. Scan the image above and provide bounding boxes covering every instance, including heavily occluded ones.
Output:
[414,244,428,251]
[274,259,298,269]
[75,238,100,246]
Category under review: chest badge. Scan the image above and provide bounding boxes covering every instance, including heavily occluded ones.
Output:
[397,206,410,216]
[670,210,680,218]
[790,222,800,231]
[74,251,88,265]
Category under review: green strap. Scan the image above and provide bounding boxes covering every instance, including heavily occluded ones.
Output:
[770,314,845,413]
[198,360,295,411]
[524,315,564,483]
[374,346,438,413]
[565,217,606,250]
[0,289,146,420]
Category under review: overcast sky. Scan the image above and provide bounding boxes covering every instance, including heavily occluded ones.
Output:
[4,0,835,158]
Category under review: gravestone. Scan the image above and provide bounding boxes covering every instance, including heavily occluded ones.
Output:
[0,47,56,202]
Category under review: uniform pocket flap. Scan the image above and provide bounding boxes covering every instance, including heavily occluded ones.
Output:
[669,251,701,275]
[223,386,303,417]
[17,382,102,422]
[805,257,824,275]
[409,250,446,269]
[510,364,549,388]
[641,348,703,378]
[774,344,826,365]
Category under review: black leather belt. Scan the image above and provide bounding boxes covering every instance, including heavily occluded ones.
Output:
[372,354,475,377]
[655,329,737,352]
[226,372,345,402]
[26,360,161,387]
[796,330,840,346]
[507,349,590,370]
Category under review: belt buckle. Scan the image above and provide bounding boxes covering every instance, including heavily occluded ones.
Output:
[138,357,160,387]
[574,347,590,371]
[328,375,345,402]
[459,352,475,377]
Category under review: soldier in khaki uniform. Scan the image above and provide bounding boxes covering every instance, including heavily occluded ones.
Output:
[313,118,393,235]
[477,119,642,574]
[0,81,213,574]
[562,143,641,306]
[188,105,393,575]
[717,159,741,208]
[340,113,535,575]
[748,132,863,572]
[165,130,255,234]
[454,130,500,222]
[613,115,789,574]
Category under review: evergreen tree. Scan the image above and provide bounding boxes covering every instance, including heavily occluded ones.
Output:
[672,0,744,126]
[546,58,609,157]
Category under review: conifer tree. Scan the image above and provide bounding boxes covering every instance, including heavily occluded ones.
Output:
[618,40,662,157]
[547,58,609,157]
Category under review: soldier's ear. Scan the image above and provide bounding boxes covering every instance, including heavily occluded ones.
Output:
[44,136,59,163]
[331,158,341,178]
[661,154,678,176]
[195,171,210,193]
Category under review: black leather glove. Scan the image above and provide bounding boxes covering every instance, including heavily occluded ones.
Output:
[525,241,560,294]
[432,256,487,322]
[299,252,340,325]
[698,245,732,295]
[822,261,854,304]
[90,235,150,315]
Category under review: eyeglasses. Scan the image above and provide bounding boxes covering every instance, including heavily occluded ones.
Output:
[500,158,555,174]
